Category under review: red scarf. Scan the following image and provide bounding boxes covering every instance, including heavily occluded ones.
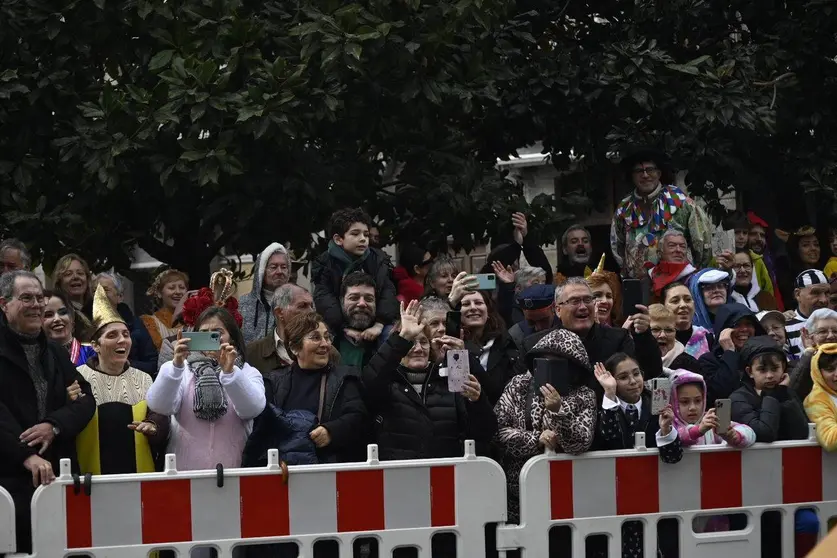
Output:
[650,261,696,295]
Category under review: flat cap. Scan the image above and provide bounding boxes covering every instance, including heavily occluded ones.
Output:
[516,284,556,310]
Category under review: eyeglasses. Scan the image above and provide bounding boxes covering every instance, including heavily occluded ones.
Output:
[632,166,659,176]
[559,296,594,307]
[304,332,333,344]
[813,329,837,338]
[733,263,753,271]
[15,293,45,306]
[650,327,676,335]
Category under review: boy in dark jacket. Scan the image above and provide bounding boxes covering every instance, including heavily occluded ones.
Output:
[730,336,809,442]
[312,208,398,340]
[698,303,765,405]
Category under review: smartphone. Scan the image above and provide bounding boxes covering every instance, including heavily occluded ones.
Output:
[182,331,222,351]
[474,273,497,291]
[445,311,461,338]
[650,377,672,416]
[716,398,732,435]
[446,350,470,392]
[621,278,645,318]
[533,358,570,397]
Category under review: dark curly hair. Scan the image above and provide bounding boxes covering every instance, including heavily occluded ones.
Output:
[328,208,372,238]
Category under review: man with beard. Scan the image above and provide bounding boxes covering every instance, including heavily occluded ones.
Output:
[610,148,713,279]
[337,272,383,367]
[516,277,663,381]
[554,225,594,283]
[785,270,831,357]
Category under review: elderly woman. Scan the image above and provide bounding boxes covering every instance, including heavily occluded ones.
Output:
[147,303,265,470]
[53,254,94,338]
[362,301,496,460]
[253,312,367,464]
[730,250,777,312]
[494,328,597,523]
[460,291,517,405]
[75,286,169,475]
[661,282,713,358]
[43,290,95,366]
[790,308,837,403]
[688,269,733,331]
[649,304,700,374]
[141,269,189,350]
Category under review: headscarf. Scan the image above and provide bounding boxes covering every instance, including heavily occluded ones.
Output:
[688,268,733,330]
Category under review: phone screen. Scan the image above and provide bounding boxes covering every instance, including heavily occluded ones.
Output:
[533,358,570,397]
[445,311,461,338]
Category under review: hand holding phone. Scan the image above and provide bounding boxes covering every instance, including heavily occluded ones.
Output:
[533,358,571,397]
[182,331,222,351]
[446,350,470,392]
[650,377,672,416]
[715,399,732,435]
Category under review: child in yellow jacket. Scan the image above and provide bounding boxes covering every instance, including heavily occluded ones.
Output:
[803,343,837,451]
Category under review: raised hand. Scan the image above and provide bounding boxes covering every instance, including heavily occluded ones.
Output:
[594,362,617,399]
[491,261,515,285]
[398,300,424,341]
[172,330,190,368]
[449,272,479,306]
[219,343,238,374]
[659,405,674,436]
[512,212,528,245]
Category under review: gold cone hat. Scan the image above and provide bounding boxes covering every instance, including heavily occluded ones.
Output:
[92,284,125,333]
[594,253,606,274]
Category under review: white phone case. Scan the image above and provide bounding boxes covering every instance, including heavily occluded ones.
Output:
[650,378,671,416]
[446,350,470,393]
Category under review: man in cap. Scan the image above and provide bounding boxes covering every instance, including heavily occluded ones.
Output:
[610,148,713,279]
[785,270,831,357]
[507,284,558,350]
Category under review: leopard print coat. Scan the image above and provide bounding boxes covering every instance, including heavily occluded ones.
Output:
[493,372,597,522]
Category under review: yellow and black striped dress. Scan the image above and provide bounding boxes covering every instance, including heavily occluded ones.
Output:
[76,364,156,475]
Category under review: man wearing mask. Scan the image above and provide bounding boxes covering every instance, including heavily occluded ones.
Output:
[554,225,593,283]
[0,271,96,553]
[337,272,382,367]
[611,148,713,279]
[516,277,663,380]
[246,283,314,374]
[786,270,831,356]
[0,239,31,275]
[240,242,291,344]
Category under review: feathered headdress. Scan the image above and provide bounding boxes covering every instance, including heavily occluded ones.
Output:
[92,284,125,334]
[181,268,242,328]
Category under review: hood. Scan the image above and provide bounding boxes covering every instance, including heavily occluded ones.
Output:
[526,328,591,373]
[739,335,786,368]
[670,370,707,428]
[812,344,837,398]
[252,242,288,295]
[688,268,733,330]
[712,303,766,339]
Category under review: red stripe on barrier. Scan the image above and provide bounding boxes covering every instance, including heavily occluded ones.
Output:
[336,470,384,532]
[240,475,290,538]
[549,460,574,520]
[141,479,192,544]
[430,466,456,527]
[65,485,92,549]
[616,455,659,515]
[700,452,742,509]
[783,446,822,504]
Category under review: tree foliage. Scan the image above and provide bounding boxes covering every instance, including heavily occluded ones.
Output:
[1,0,836,282]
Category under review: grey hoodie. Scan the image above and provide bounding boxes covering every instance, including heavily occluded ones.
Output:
[240,242,289,344]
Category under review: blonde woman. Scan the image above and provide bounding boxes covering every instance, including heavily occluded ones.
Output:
[141,268,189,350]
[53,254,94,340]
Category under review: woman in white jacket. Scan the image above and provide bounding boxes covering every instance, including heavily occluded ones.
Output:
[147,304,265,470]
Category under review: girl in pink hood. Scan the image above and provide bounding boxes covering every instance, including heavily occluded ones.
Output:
[670,370,756,447]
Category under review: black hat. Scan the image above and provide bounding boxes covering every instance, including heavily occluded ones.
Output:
[739,336,786,366]
[516,284,556,310]
[619,147,672,171]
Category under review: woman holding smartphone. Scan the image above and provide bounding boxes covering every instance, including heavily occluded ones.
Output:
[461,291,517,405]
[147,270,266,470]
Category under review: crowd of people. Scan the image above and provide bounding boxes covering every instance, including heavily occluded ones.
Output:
[1,148,837,557]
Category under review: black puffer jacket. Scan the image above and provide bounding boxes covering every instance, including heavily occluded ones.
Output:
[361,334,498,460]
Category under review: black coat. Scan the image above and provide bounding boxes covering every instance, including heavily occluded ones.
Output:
[312,247,399,335]
[730,383,809,443]
[698,303,767,405]
[517,323,663,381]
[361,334,498,461]
[667,351,701,374]
[466,331,519,406]
[260,364,369,463]
[0,323,96,552]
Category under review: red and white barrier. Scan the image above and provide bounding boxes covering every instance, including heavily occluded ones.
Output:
[27,442,507,558]
[497,428,837,558]
[0,486,15,554]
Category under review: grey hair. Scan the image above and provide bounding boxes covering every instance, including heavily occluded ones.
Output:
[515,266,546,288]
[805,308,837,333]
[560,225,591,252]
[0,270,42,299]
[661,228,687,243]
[554,276,591,304]
[419,296,451,314]
[0,239,32,270]
[425,255,459,286]
[271,283,309,309]
[95,271,124,294]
